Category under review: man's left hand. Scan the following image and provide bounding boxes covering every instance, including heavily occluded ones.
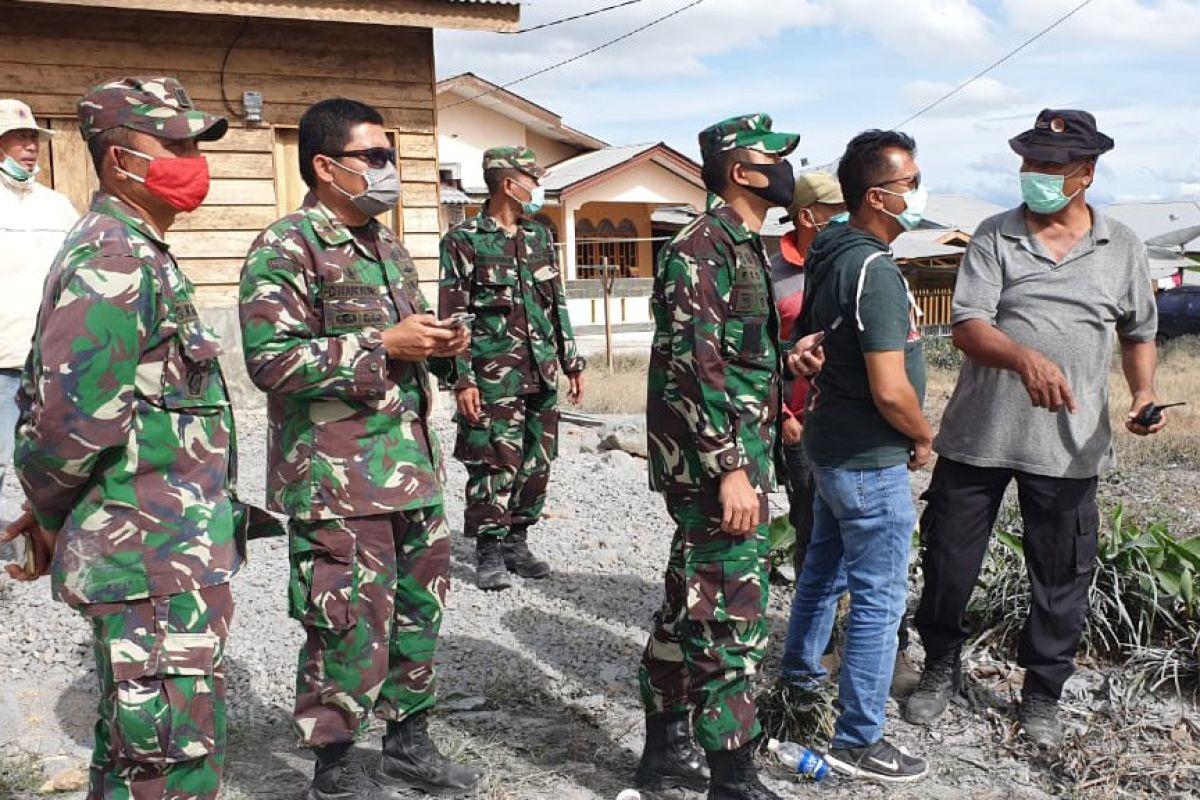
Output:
[781,416,803,446]
[1127,392,1167,436]
[567,373,584,405]
[432,324,471,358]
[787,333,825,378]
[1,510,55,581]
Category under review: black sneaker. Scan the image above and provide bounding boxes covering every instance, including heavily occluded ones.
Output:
[1018,693,1063,748]
[826,739,928,783]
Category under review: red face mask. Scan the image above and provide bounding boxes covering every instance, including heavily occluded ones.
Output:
[116,147,211,212]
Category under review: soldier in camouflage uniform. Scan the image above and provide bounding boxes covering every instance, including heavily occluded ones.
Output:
[10,76,245,800]
[637,114,817,800]
[238,98,481,799]
[439,146,586,591]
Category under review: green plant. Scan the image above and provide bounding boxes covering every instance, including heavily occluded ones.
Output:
[766,514,795,569]
[756,679,838,748]
[968,505,1200,681]
[0,751,41,795]
[922,334,964,372]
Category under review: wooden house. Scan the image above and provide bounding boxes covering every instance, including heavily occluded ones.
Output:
[2,0,520,306]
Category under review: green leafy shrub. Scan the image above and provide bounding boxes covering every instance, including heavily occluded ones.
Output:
[922,334,964,372]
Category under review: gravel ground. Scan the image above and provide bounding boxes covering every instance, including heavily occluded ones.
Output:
[0,392,1193,800]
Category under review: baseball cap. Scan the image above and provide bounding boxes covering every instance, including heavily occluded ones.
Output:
[781,171,844,223]
[77,76,228,142]
[482,146,545,179]
[699,113,800,161]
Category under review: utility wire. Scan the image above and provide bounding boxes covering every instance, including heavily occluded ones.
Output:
[504,0,647,34]
[805,0,1097,173]
[894,0,1096,129]
[443,0,708,109]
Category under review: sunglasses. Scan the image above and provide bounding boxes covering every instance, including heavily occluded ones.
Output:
[325,147,396,169]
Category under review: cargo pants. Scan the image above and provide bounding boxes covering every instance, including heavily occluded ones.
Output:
[86,583,234,800]
[288,504,451,746]
[638,490,770,752]
[454,391,559,539]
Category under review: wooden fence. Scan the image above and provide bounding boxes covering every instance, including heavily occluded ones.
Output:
[913,288,955,328]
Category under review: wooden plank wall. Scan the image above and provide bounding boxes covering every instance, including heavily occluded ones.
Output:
[1,1,443,306]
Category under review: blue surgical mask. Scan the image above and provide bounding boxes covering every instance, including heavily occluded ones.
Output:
[0,155,37,183]
[1020,166,1083,215]
[828,211,850,225]
[522,185,546,216]
[878,183,928,231]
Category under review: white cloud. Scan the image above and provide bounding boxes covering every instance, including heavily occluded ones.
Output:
[1003,0,1200,49]
[438,0,833,86]
[829,0,994,59]
[901,77,1025,117]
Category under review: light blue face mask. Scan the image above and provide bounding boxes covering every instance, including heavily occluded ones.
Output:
[878,183,928,231]
[0,155,37,183]
[1020,165,1084,215]
[828,211,850,225]
[521,185,546,216]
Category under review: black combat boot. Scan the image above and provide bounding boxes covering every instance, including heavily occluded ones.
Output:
[501,525,551,579]
[634,712,709,792]
[308,743,384,800]
[706,741,784,800]
[476,536,512,591]
[379,712,484,795]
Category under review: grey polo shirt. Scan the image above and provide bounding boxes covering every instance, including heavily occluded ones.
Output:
[934,206,1157,479]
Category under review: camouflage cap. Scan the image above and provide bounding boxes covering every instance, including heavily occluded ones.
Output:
[699,113,800,161]
[482,146,545,179]
[77,76,228,143]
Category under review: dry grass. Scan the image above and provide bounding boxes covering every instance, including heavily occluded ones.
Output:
[561,354,648,415]
[925,336,1200,474]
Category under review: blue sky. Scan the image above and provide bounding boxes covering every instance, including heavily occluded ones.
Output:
[436,0,1200,207]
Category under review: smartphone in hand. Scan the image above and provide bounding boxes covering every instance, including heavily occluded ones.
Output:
[441,312,475,328]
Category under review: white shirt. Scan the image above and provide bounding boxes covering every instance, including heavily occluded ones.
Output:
[0,171,79,369]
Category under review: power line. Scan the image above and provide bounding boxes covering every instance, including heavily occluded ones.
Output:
[504,0,647,35]
[804,0,1098,173]
[444,0,708,110]
[894,0,1096,129]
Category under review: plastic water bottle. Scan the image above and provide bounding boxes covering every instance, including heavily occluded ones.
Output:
[615,791,642,800]
[767,738,830,782]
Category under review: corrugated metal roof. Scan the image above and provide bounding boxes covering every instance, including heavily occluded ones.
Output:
[540,144,660,192]
[1104,201,1200,250]
[922,195,1005,233]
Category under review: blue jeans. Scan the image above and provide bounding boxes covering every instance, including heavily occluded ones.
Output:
[780,463,915,749]
[0,372,20,494]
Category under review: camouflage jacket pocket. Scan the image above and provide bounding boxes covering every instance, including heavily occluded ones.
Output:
[159,321,229,413]
[721,317,774,369]
[109,632,219,764]
[288,525,358,630]
[530,256,560,306]
[471,258,518,312]
[683,558,767,623]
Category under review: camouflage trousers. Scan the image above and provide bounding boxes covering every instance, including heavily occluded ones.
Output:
[638,490,770,752]
[289,505,450,747]
[85,583,234,800]
[454,391,559,539]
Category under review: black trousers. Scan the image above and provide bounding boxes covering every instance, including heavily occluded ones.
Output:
[784,443,911,654]
[914,456,1099,699]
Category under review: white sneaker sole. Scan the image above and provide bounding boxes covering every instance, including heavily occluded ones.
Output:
[825,752,929,783]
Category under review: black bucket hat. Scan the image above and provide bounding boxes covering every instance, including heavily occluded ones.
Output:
[1009,109,1114,165]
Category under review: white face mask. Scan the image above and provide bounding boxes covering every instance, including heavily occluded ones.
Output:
[330,159,402,217]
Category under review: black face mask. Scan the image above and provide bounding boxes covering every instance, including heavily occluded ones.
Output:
[735,161,795,208]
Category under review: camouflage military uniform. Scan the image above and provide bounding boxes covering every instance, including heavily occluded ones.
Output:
[239,194,453,746]
[439,147,585,541]
[638,115,797,754]
[14,77,240,800]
